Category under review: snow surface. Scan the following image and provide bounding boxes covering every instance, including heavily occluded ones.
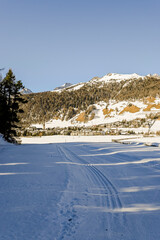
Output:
[150,120,160,132]
[1,136,160,239]
[21,135,134,144]
[0,135,9,145]
[21,135,160,145]
[69,83,84,91]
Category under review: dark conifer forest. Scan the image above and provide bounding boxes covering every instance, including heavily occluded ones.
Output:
[0,69,25,142]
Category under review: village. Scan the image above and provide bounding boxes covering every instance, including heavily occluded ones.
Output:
[17,117,154,137]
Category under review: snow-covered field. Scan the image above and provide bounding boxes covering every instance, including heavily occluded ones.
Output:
[21,135,137,144]
[21,135,160,146]
[1,135,160,239]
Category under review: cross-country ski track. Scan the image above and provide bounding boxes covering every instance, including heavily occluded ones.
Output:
[0,140,160,239]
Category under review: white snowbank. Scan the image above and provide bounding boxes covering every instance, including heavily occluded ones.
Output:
[21,135,133,144]
[122,136,160,145]
[21,134,160,147]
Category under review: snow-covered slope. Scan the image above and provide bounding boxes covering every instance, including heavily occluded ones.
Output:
[31,96,160,133]
[99,73,144,82]
[53,82,85,92]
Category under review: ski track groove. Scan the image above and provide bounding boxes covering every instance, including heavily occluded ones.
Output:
[63,145,123,208]
[56,144,128,239]
[56,145,80,240]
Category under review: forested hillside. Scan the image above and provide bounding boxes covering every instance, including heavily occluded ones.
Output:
[20,75,160,126]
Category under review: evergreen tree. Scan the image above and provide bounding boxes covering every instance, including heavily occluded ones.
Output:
[0,69,26,143]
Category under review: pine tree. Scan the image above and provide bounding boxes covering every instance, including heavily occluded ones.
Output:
[0,69,26,143]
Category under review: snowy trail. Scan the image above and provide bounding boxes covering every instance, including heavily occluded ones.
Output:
[56,144,132,239]
[0,142,160,239]
[57,145,127,239]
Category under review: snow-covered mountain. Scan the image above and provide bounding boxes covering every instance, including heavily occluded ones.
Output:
[22,72,160,133]
[54,83,73,91]
[20,88,32,94]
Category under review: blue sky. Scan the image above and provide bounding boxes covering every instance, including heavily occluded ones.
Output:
[0,0,160,92]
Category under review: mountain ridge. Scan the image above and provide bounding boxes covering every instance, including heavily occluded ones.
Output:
[52,73,145,93]
[54,82,73,91]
